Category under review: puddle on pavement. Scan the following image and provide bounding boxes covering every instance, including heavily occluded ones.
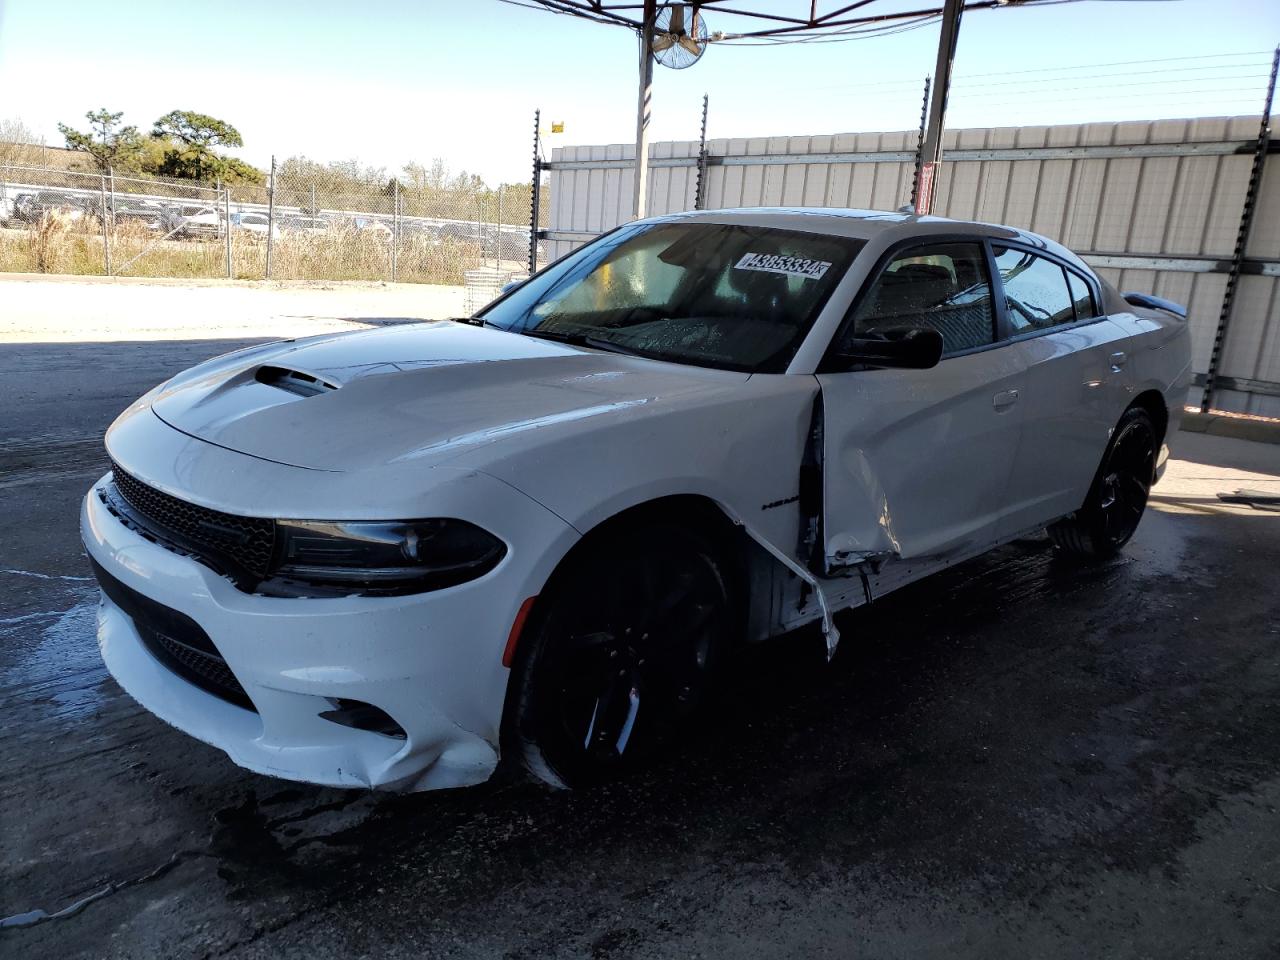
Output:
[1119,509,1191,578]
[0,588,107,724]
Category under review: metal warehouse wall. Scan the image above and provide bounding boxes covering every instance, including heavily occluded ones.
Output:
[543,115,1280,416]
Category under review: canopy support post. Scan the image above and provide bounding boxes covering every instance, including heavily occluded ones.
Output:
[632,0,656,219]
[916,0,963,215]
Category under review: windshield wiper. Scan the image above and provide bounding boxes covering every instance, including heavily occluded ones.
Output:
[580,335,647,357]
[515,328,576,345]
[518,328,647,358]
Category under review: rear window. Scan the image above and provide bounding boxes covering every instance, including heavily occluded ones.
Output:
[1067,270,1096,320]
[993,246,1076,332]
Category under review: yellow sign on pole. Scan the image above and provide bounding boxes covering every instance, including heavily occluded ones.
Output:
[550,121,565,133]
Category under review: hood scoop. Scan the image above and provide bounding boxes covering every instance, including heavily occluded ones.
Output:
[254,365,339,397]
[149,319,745,472]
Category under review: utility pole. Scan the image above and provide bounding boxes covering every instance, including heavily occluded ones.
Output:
[916,0,963,215]
[632,0,656,219]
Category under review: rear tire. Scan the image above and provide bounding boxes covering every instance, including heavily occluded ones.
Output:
[1048,406,1158,558]
[507,522,732,789]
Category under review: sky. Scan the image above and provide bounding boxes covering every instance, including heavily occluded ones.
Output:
[0,0,1276,186]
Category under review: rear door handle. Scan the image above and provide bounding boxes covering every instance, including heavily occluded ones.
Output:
[992,388,1019,409]
[1110,351,1128,371]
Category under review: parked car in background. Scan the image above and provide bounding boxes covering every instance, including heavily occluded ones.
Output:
[158,204,215,238]
[397,219,444,244]
[112,199,166,232]
[353,216,392,238]
[176,206,223,240]
[229,211,279,240]
[13,190,93,224]
[438,221,483,245]
[278,215,331,236]
[82,208,1191,795]
[496,227,531,261]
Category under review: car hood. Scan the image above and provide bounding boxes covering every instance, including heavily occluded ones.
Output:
[148,321,750,472]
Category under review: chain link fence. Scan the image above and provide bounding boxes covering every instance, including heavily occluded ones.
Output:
[0,162,543,287]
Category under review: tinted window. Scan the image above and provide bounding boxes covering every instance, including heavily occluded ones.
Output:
[481,221,863,373]
[1067,270,1096,320]
[849,242,995,354]
[994,246,1075,332]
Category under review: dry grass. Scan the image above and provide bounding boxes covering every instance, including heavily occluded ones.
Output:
[262,227,483,285]
[2,212,104,274]
[0,218,484,284]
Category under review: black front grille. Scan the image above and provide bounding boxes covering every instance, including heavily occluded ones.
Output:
[90,557,256,711]
[110,461,276,579]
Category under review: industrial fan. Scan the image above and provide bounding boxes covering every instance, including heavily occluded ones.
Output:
[651,3,708,69]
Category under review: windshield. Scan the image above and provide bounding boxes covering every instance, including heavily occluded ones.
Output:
[479,221,863,372]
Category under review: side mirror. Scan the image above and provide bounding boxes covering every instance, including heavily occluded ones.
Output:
[832,327,944,370]
[500,279,524,296]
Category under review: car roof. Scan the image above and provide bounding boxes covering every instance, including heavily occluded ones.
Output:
[652,206,1090,273]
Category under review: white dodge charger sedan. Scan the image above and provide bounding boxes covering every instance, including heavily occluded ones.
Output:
[82,208,1192,792]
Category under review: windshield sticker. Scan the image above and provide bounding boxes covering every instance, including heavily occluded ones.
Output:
[734,252,832,281]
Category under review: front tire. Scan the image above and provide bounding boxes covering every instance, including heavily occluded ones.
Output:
[1048,406,1158,558]
[508,522,732,789]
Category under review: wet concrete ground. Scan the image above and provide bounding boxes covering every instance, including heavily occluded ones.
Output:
[2,333,1279,959]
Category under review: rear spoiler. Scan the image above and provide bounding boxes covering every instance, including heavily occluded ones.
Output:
[1122,291,1187,319]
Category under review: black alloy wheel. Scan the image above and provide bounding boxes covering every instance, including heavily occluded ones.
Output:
[509,522,732,788]
[1049,406,1158,557]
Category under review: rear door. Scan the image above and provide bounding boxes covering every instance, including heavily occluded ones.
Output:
[991,245,1135,537]
[817,239,1028,569]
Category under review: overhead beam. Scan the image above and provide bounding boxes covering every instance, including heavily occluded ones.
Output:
[707,1,996,40]
[694,1,879,28]
[520,1,1008,39]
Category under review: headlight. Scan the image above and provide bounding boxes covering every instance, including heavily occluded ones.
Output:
[270,519,506,593]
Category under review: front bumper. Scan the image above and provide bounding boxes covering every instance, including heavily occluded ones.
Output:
[81,470,572,792]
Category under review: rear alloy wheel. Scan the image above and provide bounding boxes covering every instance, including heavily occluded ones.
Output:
[509,523,731,788]
[1048,406,1158,558]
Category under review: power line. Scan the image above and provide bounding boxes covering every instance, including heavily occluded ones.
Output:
[951,76,1272,98]
[815,68,1271,96]
[955,49,1274,80]
[951,62,1274,91]
[796,53,1274,95]
[955,88,1269,108]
